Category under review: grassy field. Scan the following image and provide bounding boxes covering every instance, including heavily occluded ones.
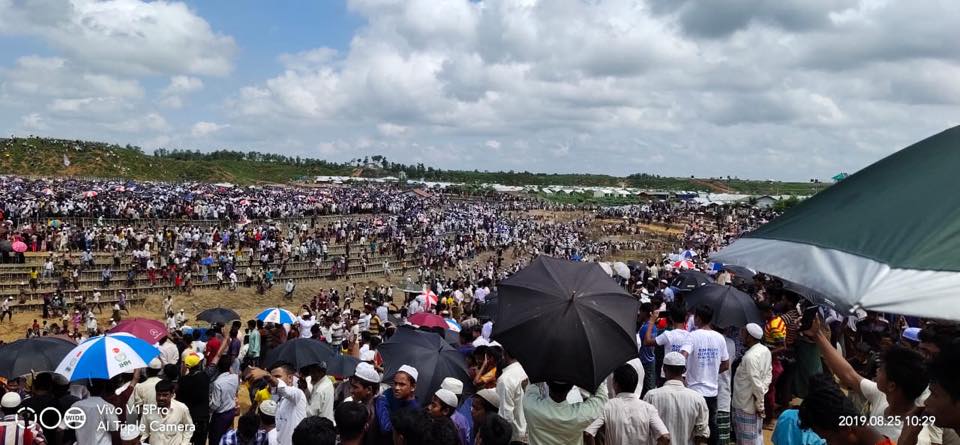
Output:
[1,136,826,194]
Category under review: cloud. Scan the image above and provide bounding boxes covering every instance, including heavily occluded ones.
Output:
[0,0,236,76]
[20,113,45,131]
[191,121,229,137]
[2,0,958,181]
[220,0,959,180]
[159,75,203,109]
[377,123,409,137]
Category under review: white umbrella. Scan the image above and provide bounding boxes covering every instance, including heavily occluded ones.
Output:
[612,262,631,279]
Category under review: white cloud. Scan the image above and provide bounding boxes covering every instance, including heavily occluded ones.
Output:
[20,113,45,131]
[163,76,204,95]
[223,0,960,179]
[377,123,409,137]
[0,0,236,76]
[191,121,229,137]
[103,113,170,133]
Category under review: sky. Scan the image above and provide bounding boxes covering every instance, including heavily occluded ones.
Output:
[1,0,958,181]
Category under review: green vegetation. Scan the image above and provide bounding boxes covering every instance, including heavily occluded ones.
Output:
[0,137,826,195]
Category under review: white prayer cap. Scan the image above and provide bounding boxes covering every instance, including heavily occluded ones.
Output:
[746,323,764,340]
[663,351,686,367]
[397,364,418,382]
[360,349,376,362]
[259,399,278,416]
[353,362,380,384]
[435,388,458,408]
[476,388,500,407]
[441,377,463,395]
[148,358,163,370]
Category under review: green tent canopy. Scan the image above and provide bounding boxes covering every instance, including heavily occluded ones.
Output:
[714,125,960,319]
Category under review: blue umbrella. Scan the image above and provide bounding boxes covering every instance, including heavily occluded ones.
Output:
[54,333,160,381]
[256,308,297,324]
[200,257,215,266]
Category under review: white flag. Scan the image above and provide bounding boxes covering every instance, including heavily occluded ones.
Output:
[63,154,71,167]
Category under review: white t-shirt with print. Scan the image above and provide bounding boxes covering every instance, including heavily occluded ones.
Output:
[680,329,730,397]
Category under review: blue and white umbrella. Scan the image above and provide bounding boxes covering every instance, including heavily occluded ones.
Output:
[445,318,462,333]
[55,333,160,381]
[256,307,297,324]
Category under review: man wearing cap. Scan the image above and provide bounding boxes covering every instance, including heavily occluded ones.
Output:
[305,362,335,423]
[133,357,165,423]
[1,392,44,444]
[429,388,470,445]
[374,364,420,439]
[348,362,381,444]
[644,352,710,445]
[732,323,772,445]
[258,399,279,445]
[177,353,210,445]
[442,377,472,445]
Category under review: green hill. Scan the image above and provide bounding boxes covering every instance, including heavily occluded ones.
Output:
[0,136,826,194]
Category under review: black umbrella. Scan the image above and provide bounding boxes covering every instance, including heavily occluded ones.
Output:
[476,295,498,321]
[684,284,761,328]
[197,307,241,325]
[670,270,713,292]
[379,327,473,405]
[327,354,361,378]
[722,265,756,279]
[777,276,841,310]
[0,336,77,379]
[263,338,336,371]
[627,260,648,271]
[492,255,639,391]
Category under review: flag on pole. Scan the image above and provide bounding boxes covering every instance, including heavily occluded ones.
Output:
[63,154,71,167]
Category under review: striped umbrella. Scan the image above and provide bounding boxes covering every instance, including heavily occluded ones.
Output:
[256,307,297,324]
[672,260,696,270]
[54,333,159,381]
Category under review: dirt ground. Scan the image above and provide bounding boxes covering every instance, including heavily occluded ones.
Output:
[0,274,408,342]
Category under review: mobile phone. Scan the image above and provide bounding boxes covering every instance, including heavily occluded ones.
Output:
[800,304,819,331]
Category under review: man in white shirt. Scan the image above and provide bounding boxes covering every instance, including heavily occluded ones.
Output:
[252,363,307,445]
[732,323,772,445]
[586,364,670,445]
[140,379,194,445]
[305,362,335,424]
[644,352,710,445]
[496,350,528,443]
[158,336,180,366]
[643,304,691,378]
[680,305,730,445]
[72,380,121,445]
[133,358,164,423]
[298,312,317,339]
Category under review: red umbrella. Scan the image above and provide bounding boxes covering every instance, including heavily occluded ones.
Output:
[408,312,449,330]
[108,318,168,344]
[11,241,27,253]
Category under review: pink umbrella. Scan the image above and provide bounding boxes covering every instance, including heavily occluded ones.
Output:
[408,312,448,330]
[420,290,438,310]
[672,260,696,270]
[108,318,168,344]
[12,241,27,253]
[82,191,98,198]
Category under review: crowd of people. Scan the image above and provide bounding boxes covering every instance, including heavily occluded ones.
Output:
[2,175,958,445]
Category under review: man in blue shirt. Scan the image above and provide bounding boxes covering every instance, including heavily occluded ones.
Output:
[638,303,659,396]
